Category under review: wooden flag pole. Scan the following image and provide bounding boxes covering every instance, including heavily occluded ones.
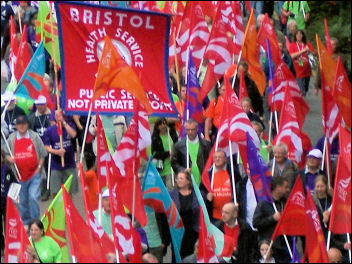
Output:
[173,29,181,94]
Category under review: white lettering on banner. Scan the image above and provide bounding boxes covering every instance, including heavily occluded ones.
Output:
[291,191,305,207]
[337,178,350,201]
[69,8,154,29]
[306,209,321,232]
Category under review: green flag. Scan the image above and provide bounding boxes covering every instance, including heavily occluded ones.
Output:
[41,175,73,263]
[36,1,61,66]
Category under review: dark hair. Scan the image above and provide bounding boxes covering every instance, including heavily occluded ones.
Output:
[85,152,96,170]
[270,176,288,191]
[258,239,271,248]
[29,219,45,236]
[294,30,307,44]
[152,117,168,136]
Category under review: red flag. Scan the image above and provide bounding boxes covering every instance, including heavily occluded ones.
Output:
[324,18,333,55]
[257,13,281,65]
[4,197,32,263]
[96,113,111,192]
[328,125,351,234]
[332,57,351,129]
[14,25,31,81]
[111,105,150,227]
[62,187,113,263]
[273,82,304,168]
[241,9,266,95]
[197,207,219,263]
[238,70,248,101]
[199,1,217,20]
[176,1,210,69]
[9,16,19,71]
[305,188,329,263]
[106,161,142,263]
[271,176,306,241]
[78,162,98,216]
[232,1,245,56]
[201,1,235,100]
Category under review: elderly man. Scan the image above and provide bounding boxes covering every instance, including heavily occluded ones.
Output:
[292,148,326,194]
[171,119,211,186]
[4,115,47,226]
[1,90,26,134]
[269,142,298,187]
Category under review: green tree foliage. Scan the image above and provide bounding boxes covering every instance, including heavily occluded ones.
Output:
[306,1,351,72]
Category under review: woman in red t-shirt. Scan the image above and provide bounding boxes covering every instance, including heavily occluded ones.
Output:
[288,30,316,96]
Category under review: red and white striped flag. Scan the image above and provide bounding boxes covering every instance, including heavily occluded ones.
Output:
[176,1,210,69]
[232,1,244,56]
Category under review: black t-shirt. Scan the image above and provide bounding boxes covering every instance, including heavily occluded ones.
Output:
[1,105,26,134]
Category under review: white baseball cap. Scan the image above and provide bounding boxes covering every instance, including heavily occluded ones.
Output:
[102,189,110,198]
[34,95,47,105]
[307,149,323,159]
[2,90,15,102]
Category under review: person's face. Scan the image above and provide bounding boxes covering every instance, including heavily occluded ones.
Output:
[241,100,251,114]
[181,66,187,78]
[158,120,168,133]
[221,205,237,224]
[180,86,187,100]
[278,42,283,51]
[253,124,262,138]
[176,173,189,189]
[307,156,321,170]
[296,31,303,42]
[36,104,47,114]
[185,122,198,140]
[30,223,43,241]
[102,197,110,213]
[330,39,338,52]
[260,243,270,257]
[274,147,286,164]
[213,152,226,168]
[237,65,246,77]
[218,85,225,96]
[16,122,28,134]
[289,23,297,34]
[315,180,327,198]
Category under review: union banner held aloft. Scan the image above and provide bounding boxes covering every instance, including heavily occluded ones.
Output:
[55,2,177,116]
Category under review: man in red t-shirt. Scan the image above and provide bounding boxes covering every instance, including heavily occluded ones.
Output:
[5,115,47,226]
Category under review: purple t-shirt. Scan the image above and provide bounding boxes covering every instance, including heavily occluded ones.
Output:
[43,121,76,171]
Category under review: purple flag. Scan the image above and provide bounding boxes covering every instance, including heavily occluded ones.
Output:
[246,132,273,203]
[181,51,204,138]
[291,236,301,263]
[265,38,275,110]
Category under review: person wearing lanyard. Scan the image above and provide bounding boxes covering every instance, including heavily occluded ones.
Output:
[28,95,52,201]
[288,30,316,96]
[1,90,26,134]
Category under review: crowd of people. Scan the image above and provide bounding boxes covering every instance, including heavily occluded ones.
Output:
[1,1,351,263]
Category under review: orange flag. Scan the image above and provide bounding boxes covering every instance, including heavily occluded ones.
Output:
[92,36,152,113]
[316,35,337,89]
[332,57,351,129]
[241,9,266,95]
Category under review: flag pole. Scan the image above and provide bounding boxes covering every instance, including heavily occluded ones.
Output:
[210,132,220,190]
[173,29,181,94]
[228,140,237,205]
[1,129,21,181]
[347,233,351,263]
[79,102,93,164]
[231,50,243,89]
[272,202,293,258]
[263,240,274,262]
[49,9,64,167]
[268,111,273,162]
[167,127,175,187]
[326,230,332,250]
[46,153,52,190]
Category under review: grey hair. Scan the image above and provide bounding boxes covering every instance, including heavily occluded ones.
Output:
[274,142,288,155]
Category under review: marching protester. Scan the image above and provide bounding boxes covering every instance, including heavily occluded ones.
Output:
[1,90,26,134]
[4,115,47,227]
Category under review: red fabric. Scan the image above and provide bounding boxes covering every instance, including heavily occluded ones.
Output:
[232,1,244,56]
[257,14,282,66]
[176,1,209,69]
[223,224,239,250]
[212,170,232,220]
[14,137,38,181]
[238,71,248,102]
[242,9,266,95]
[324,18,333,55]
[272,176,306,241]
[199,1,217,20]
[328,125,351,234]
[62,187,116,263]
[14,25,31,81]
[106,161,142,263]
[201,1,235,101]
[305,189,329,263]
[5,197,32,263]
[288,42,314,78]
[273,82,304,168]
[332,57,351,129]
[9,16,19,69]
[197,207,218,263]
[175,100,185,134]
[78,162,98,215]
[96,113,110,192]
